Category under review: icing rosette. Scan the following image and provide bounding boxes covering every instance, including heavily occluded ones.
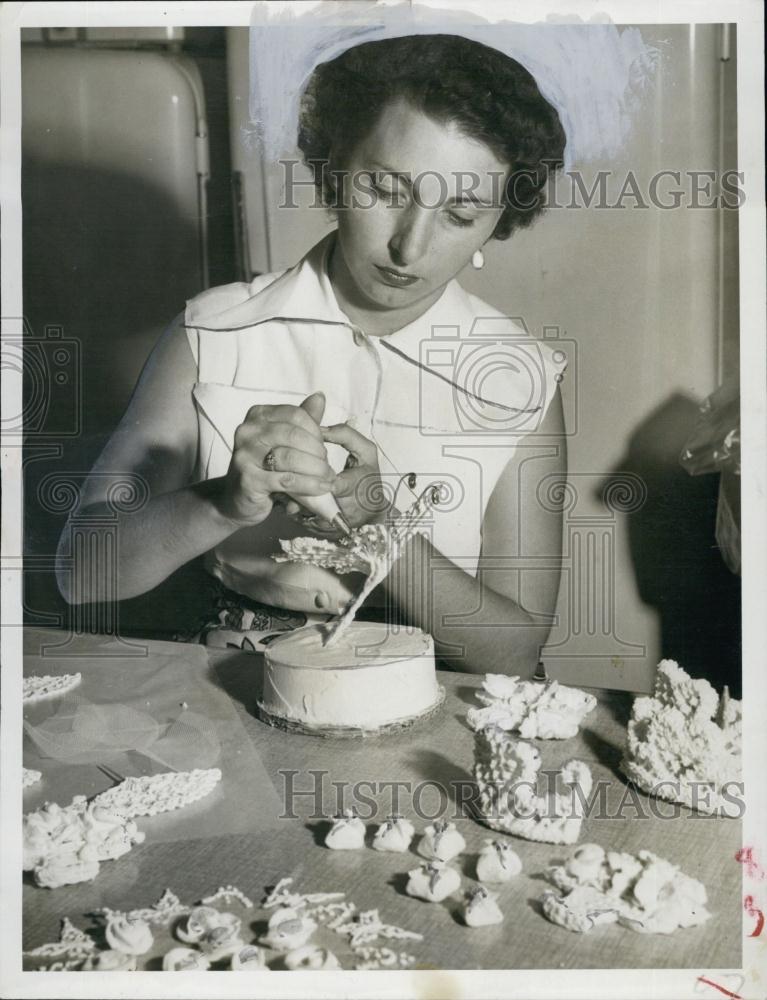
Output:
[260,907,317,951]
[176,906,237,944]
[284,945,341,970]
[418,820,466,862]
[82,949,138,971]
[35,850,101,889]
[199,922,245,961]
[162,946,211,971]
[476,839,523,883]
[105,915,154,955]
[324,811,366,850]
[372,816,415,853]
[405,861,461,903]
[231,945,270,970]
[463,886,504,927]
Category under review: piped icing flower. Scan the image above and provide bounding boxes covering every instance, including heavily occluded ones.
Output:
[324,810,366,850]
[176,906,239,944]
[104,915,154,955]
[405,861,461,903]
[82,949,138,971]
[284,945,341,970]
[463,886,504,927]
[199,921,245,961]
[259,907,317,951]
[162,946,211,971]
[372,816,415,853]
[231,945,270,970]
[475,839,523,883]
[418,820,466,862]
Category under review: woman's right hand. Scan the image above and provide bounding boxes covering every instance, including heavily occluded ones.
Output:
[219,392,336,527]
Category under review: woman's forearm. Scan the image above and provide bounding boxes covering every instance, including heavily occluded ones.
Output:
[56,477,242,604]
[382,533,555,678]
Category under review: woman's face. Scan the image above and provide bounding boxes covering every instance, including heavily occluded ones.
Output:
[331,98,509,323]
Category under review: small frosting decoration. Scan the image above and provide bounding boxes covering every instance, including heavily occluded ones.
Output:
[476,839,523,883]
[23,768,42,789]
[162,946,211,971]
[104,915,154,955]
[418,820,466,862]
[324,810,366,850]
[231,945,270,970]
[372,816,415,853]
[284,945,341,970]
[176,906,236,944]
[82,949,138,971]
[463,886,504,927]
[23,672,82,703]
[405,861,461,903]
[199,921,245,961]
[259,907,317,951]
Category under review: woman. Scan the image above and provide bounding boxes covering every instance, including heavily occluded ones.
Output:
[57,34,568,677]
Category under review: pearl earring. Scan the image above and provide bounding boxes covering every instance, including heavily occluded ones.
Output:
[471,248,485,270]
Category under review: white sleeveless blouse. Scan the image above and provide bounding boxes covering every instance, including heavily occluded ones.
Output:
[185,233,566,614]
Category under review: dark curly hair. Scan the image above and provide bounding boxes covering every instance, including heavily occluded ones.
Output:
[297,34,566,240]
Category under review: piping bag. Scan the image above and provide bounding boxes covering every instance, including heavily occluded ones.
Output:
[290,392,352,535]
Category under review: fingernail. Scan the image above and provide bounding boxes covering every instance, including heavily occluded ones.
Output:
[314,591,329,609]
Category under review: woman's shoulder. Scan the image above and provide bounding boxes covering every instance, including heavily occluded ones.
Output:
[185,268,288,326]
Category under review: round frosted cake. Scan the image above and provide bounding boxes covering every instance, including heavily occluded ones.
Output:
[258,622,444,736]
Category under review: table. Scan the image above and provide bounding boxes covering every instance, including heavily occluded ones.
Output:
[22,629,742,971]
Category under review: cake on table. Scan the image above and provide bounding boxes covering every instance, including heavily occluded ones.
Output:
[258,621,443,736]
[258,484,446,736]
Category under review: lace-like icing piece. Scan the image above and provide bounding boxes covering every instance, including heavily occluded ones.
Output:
[620,660,742,815]
[276,484,444,645]
[332,908,423,948]
[200,885,254,909]
[263,876,345,911]
[94,888,187,927]
[23,673,81,703]
[93,767,222,817]
[24,916,97,970]
[474,727,592,844]
[541,843,711,934]
[467,675,596,739]
[23,767,42,788]
[354,946,417,969]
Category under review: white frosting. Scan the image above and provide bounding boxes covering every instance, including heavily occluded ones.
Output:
[475,839,522,882]
[23,768,42,789]
[418,821,466,862]
[162,946,210,970]
[23,673,81,703]
[231,945,270,970]
[260,907,317,951]
[105,916,154,955]
[94,768,222,818]
[542,845,711,934]
[468,675,596,738]
[261,622,440,731]
[23,796,145,887]
[176,905,227,943]
[199,922,245,961]
[372,817,415,853]
[474,728,592,844]
[463,887,504,927]
[621,660,742,815]
[284,945,341,970]
[83,949,137,971]
[325,812,366,850]
[405,862,461,903]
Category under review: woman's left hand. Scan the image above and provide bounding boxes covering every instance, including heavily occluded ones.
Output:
[321,422,391,529]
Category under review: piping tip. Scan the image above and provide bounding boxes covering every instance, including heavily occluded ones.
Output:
[331,511,353,535]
